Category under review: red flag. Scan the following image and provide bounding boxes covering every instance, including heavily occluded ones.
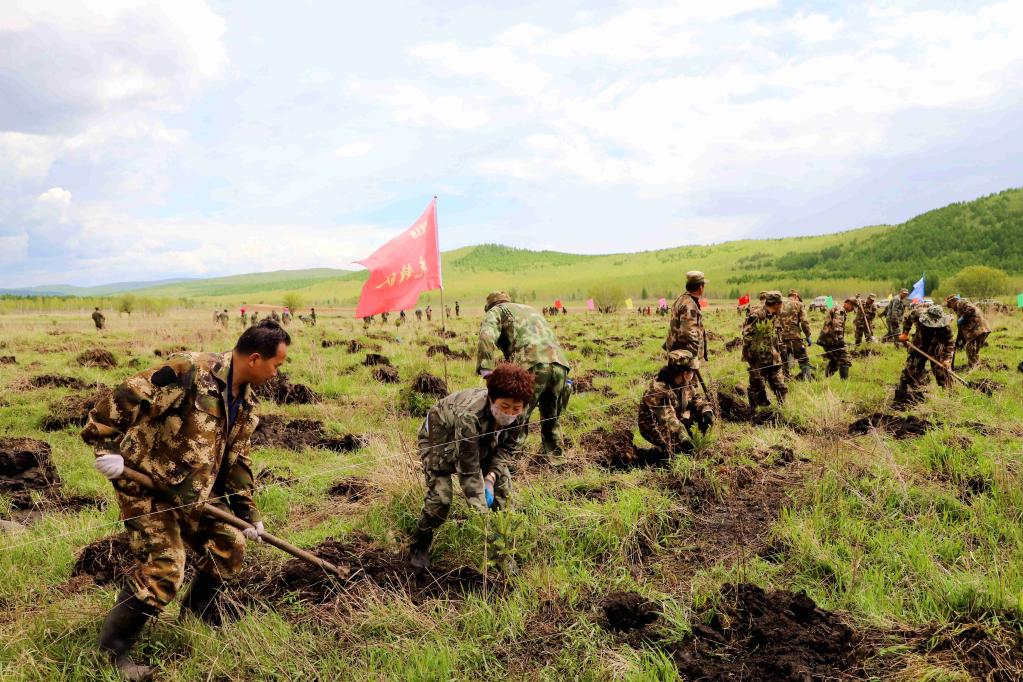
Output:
[554,299,562,309]
[355,199,442,318]
[698,298,708,309]
[738,294,750,306]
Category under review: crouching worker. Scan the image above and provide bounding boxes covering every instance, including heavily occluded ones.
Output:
[409,362,534,573]
[81,320,290,681]
[638,349,713,455]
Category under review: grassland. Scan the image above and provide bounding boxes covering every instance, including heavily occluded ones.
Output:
[1,304,1021,680]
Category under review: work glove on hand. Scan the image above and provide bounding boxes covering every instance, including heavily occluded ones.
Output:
[805,337,813,346]
[242,521,264,542]
[484,480,495,508]
[899,333,909,343]
[94,453,124,480]
[480,370,492,378]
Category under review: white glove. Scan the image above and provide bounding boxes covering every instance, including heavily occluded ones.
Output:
[242,521,264,542]
[480,370,492,378]
[94,453,124,480]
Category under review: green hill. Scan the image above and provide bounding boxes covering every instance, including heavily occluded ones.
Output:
[129,189,1023,307]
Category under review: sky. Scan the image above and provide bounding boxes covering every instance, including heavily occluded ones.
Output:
[2,0,1022,287]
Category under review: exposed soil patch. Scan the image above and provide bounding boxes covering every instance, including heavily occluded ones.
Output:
[372,366,400,383]
[668,583,866,681]
[71,533,135,586]
[363,353,391,366]
[1,437,106,517]
[850,347,881,358]
[76,348,117,368]
[437,329,458,339]
[426,344,470,360]
[909,622,1023,681]
[326,477,376,502]
[251,415,367,452]
[725,337,743,351]
[600,591,661,631]
[557,480,619,502]
[848,413,932,439]
[153,346,187,357]
[41,388,110,431]
[411,372,447,397]
[255,466,293,487]
[960,474,993,502]
[968,378,1002,396]
[716,386,755,422]
[977,360,1009,371]
[320,338,345,348]
[579,427,669,469]
[0,356,15,365]
[29,374,92,390]
[251,372,319,405]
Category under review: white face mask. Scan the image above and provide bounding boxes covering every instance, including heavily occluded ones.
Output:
[490,403,518,427]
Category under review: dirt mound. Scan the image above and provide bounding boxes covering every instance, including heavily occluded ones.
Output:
[426,344,470,360]
[411,372,447,397]
[911,622,1023,681]
[579,427,669,469]
[251,415,367,452]
[321,338,345,348]
[977,360,1009,371]
[153,346,187,357]
[255,466,293,487]
[600,592,661,631]
[0,438,59,508]
[437,329,458,339]
[41,388,110,431]
[30,374,92,390]
[76,348,117,368]
[670,583,864,680]
[326,477,376,501]
[849,413,932,439]
[372,366,400,383]
[71,533,135,586]
[266,532,499,605]
[252,372,319,405]
[716,386,755,422]
[363,353,391,366]
[968,378,1002,396]
[725,337,743,351]
[850,347,881,357]
[0,356,15,365]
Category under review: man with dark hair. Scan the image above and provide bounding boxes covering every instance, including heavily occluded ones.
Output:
[886,289,910,345]
[638,349,713,454]
[477,291,572,467]
[92,307,106,330]
[946,294,991,368]
[666,271,708,364]
[779,289,813,381]
[818,298,855,379]
[81,319,290,680]
[895,304,954,406]
[409,362,534,573]
[309,307,317,325]
[742,290,787,407]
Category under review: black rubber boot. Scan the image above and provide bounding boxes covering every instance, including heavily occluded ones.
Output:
[799,365,814,381]
[408,528,433,572]
[838,365,850,380]
[99,587,158,681]
[179,571,224,626]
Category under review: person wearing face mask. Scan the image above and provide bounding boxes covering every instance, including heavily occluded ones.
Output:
[409,362,535,573]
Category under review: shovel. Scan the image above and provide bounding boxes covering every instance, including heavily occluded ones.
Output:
[905,341,970,388]
[118,465,349,579]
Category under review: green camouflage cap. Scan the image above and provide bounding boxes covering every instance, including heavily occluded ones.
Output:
[764,290,783,305]
[920,305,951,328]
[685,270,706,287]
[758,291,768,300]
[667,349,694,368]
[899,288,909,295]
[788,288,801,299]
[867,293,877,300]
[484,291,511,311]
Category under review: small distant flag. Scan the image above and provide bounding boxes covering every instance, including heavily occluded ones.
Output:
[624,297,634,309]
[658,297,667,308]
[825,296,834,309]
[1016,293,1022,308]
[738,294,750,306]
[554,299,562,309]
[910,274,925,303]
[586,298,595,311]
[698,298,708,309]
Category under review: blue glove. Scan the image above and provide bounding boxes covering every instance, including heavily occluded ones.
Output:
[806,337,813,346]
[485,481,494,508]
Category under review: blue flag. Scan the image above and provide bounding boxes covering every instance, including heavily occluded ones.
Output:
[910,274,925,302]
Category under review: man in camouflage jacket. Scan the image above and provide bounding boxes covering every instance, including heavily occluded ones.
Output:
[410,363,533,573]
[817,297,855,379]
[81,321,290,680]
[895,304,954,406]
[638,349,713,454]
[666,271,708,363]
[946,295,992,369]
[886,289,910,346]
[477,292,571,466]
[779,289,814,381]
[742,290,787,407]
[853,294,877,345]
[92,307,106,330]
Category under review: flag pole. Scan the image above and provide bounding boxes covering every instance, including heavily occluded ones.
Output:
[434,195,449,387]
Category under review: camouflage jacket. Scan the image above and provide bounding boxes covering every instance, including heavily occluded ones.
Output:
[741,306,781,363]
[886,296,909,324]
[417,388,526,513]
[955,300,991,341]
[91,311,105,325]
[779,299,811,340]
[902,309,954,362]
[666,293,706,362]
[853,299,876,328]
[817,308,847,346]
[476,302,570,373]
[638,374,707,438]
[81,351,261,528]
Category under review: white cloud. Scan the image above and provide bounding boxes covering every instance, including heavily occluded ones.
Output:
[334,140,375,158]
[344,79,491,131]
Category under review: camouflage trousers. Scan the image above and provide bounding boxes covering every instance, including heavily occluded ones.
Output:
[896,350,953,403]
[962,333,989,368]
[117,488,246,610]
[780,338,810,378]
[854,322,875,345]
[820,342,851,376]
[885,318,902,346]
[747,358,786,407]
[638,408,696,455]
[519,363,570,463]
[414,459,511,534]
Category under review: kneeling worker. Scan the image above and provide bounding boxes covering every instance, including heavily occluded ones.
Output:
[638,349,713,455]
[410,362,534,573]
[81,320,290,680]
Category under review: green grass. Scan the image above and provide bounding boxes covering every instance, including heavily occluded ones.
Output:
[1,306,1022,679]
